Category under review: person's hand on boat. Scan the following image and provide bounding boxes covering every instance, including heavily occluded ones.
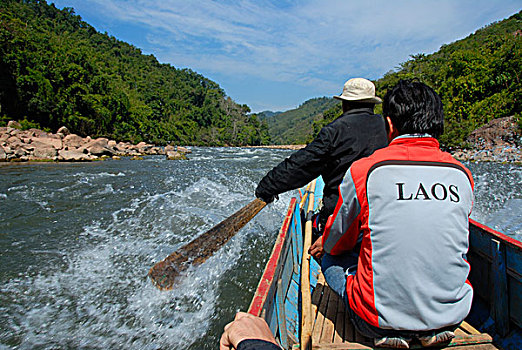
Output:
[309,237,325,259]
[220,312,281,350]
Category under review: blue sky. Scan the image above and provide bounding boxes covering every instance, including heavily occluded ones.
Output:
[51,0,520,113]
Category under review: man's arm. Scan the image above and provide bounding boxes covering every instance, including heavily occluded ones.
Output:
[322,168,362,255]
[255,127,332,203]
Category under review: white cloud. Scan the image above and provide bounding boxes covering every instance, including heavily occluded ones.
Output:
[54,0,521,110]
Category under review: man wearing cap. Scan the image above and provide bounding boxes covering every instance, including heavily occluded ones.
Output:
[255,78,387,257]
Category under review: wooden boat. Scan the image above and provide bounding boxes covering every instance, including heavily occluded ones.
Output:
[248,177,521,349]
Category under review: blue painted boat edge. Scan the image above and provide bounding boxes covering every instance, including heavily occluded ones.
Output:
[468,220,522,350]
[248,179,325,348]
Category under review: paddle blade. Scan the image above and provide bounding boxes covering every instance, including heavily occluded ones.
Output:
[149,198,267,290]
[148,252,185,291]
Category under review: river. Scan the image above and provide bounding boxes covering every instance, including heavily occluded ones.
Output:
[0,147,520,349]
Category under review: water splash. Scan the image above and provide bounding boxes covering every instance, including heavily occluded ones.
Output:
[468,162,522,240]
[0,150,295,349]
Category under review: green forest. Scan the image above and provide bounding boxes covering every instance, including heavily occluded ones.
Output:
[311,10,522,148]
[0,0,270,146]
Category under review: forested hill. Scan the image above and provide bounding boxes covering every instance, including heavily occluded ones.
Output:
[0,0,270,146]
[312,10,522,148]
[258,97,339,145]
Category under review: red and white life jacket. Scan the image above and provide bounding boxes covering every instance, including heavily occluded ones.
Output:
[323,135,474,331]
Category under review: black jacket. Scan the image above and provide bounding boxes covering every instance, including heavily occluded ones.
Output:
[256,108,387,222]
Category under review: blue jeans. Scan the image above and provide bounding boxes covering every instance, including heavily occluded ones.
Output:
[320,252,358,301]
[321,252,452,339]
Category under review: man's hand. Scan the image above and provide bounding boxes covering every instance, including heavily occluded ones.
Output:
[255,183,279,204]
[309,236,325,259]
[255,189,278,204]
[220,312,279,350]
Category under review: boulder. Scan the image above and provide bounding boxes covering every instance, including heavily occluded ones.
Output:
[93,137,109,147]
[149,146,163,155]
[81,138,113,156]
[56,126,70,136]
[21,143,34,152]
[7,128,21,136]
[166,150,187,160]
[5,138,28,158]
[86,143,114,156]
[6,135,21,145]
[58,149,92,161]
[81,139,101,149]
[108,140,117,148]
[177,146,191,154]
[7,120,21,129]
[467,116,520,148]
[136,143,153,154]
[63,134,86,149]
[20,136,32,144]
[116,142,130,151]
[164,145,175,152]
[13,146,28,158]
[128,150,142,156]
[26,128,49,138]
[0,132,9,143]
[0,146,6,161]
[32,140,58,158]
[30,136,63,150]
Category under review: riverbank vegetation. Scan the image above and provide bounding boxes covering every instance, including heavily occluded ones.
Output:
[311,11,521,148]
[0,0,270,146]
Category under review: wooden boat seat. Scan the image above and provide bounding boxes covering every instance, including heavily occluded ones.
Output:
[301,273,497,350]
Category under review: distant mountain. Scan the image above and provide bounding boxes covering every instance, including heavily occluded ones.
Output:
[257,110,282,121]
[314,10,522,148]
[259,97,339,144]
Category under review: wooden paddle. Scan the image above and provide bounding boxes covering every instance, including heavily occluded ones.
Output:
[148,198,267,291]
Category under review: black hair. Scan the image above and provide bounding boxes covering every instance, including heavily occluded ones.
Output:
[382,80,444,138]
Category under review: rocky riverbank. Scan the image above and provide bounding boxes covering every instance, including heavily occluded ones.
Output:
[0,121,190,162]
[1,116,520,163]
[452,116,521,163]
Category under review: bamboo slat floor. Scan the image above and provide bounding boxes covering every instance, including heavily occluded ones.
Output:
[306,273,497,350]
